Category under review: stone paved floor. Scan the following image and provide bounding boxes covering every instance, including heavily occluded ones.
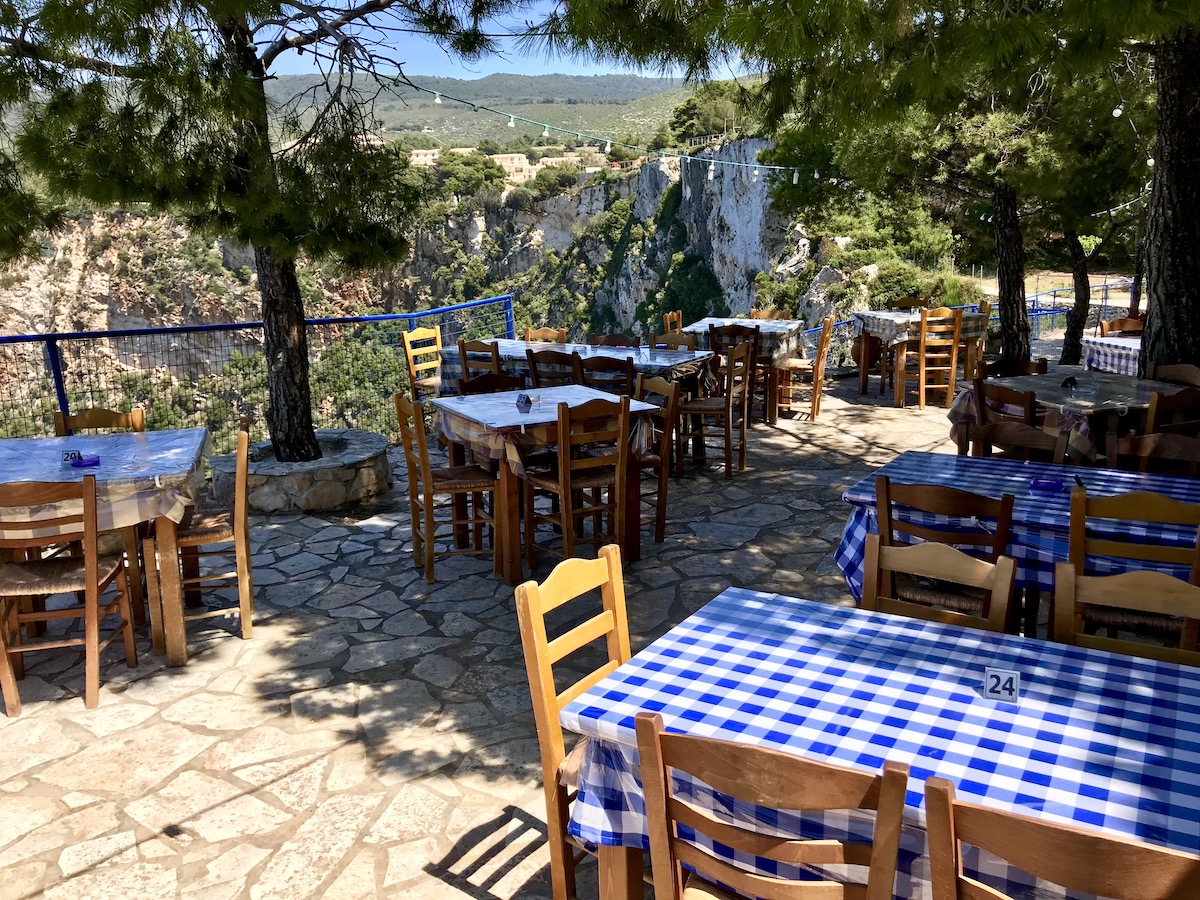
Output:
[0,377,960,900]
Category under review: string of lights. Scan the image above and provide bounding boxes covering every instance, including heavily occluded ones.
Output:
[390,76,806,184]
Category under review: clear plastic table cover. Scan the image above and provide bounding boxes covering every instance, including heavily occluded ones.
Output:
[681,316,810,366]
[0,429,209,538]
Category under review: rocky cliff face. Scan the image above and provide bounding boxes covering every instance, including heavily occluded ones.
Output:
[0,139,823,341]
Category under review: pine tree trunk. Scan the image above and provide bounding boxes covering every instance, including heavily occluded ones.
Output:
[219,17,321,461]
[256,247,322,462]
[992,181,1030,361]
[1144,27,1200,371]
[1059,230,1091,366]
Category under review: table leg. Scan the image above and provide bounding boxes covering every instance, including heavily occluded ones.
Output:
[499,462,522,586]
[893,344,907,408]
[156,516,188,667]
[766,365,779,424]
[622,461,642,563]
[449,441,470,549]
[857,329,872,395]
[598,845,644,900]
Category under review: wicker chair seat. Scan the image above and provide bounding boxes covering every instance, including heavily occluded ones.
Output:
[429,465,498,491]
[894,573,987,614]
[525,466,618,492]
[779,356,815,372]
[1082,606,1182,634]
[177,507,234,546]
[680,397,728,415]
[415,376,440,392]
[636,451,662,470]
[0,554,122,597]
[682,874,740,900]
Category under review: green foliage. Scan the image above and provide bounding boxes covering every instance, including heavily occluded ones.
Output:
[530,164,581,200]
[430,152,507,204]
[668,81,745,141]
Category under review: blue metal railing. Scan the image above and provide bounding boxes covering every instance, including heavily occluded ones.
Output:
[0,294,515,450]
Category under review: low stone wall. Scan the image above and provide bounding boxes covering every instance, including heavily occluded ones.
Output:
[212,429,393,513]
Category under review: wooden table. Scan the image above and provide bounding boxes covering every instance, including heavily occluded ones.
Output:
[429,386,656,585]
[853,309,989,405]
[0,429,209,666]
[562,588,1200,899]
[1082,335,1141,375]
[947,367,1189,460]
[681,317,810,424]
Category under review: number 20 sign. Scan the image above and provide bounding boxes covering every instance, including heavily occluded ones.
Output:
[983,667,1021,703]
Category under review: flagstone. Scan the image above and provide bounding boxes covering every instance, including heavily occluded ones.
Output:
[57,830,139,878]
[42,861,177,900]
[0,801,120,869]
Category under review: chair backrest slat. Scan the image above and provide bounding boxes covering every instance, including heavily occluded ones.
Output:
[958,422,1068,464]
[525,326,567,343]
[1146,388,1200,437]
[587,333,641,348]
[578,355,635,395]
[1107,432,1200,478]
[527,348,581,388]
[1099,315,1144,336]
[1147,362,1200,387]
[458,372,525,395]
[649,331,697,351]
[458,338,501,378]
[662,310,683,334]
[637,711,908,900]
[926,776,1200,900]
[54,407,145,436]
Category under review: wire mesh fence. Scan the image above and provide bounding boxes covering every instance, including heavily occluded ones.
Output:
[0,295,513,454]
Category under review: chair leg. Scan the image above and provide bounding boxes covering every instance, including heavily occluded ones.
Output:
[525,481,538,571]
[545,782,577,900]
[142,537,166,655]
[0,600,20,717]
[409,497,423,574]
[724,412,734,479]
[114,567,138,669]
[122,526,146,625]
[235,536,255,641]
[655,463,669,543]
[423,496,436,584]
[84,590,101,709]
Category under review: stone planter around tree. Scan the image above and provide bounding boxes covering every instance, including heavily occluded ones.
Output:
[211,429,393,514]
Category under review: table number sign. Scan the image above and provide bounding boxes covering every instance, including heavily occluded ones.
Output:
[983,667,1021,702]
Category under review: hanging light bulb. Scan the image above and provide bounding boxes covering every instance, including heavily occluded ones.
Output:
[542,126,550,138]
[792,170,800,185]
[752,167,760,183]
[471,104,479,112]
[1112,104,1124,118]
[433,92,442,104]
[707,162,716,181]
[1147,156,1156,168]
[507,116,516,128]
[980,214,988,221]
[813,169,820,180]
[604,140,612,153]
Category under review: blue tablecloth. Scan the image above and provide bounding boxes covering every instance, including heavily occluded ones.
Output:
[1083,336,1141,376]
[835,450,1200,597]
[562,587,1200,899]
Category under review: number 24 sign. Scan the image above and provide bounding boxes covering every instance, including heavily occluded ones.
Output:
[983,667,1021,703]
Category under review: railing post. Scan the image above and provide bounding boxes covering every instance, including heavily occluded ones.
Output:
[45,339,70,420]
[504,295,516,339]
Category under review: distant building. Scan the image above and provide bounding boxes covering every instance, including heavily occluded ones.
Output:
[408,148,441,167]
[491,153,537,185]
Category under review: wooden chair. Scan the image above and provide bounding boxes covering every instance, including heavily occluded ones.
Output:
[677,342,751,478]
[1106,431,1200,478]
[587,333,640,348]
[54,407,147,624]
[1147,362,1200,387]
[777,314,834,420]
[395,393,497,582]
[577,355,635,395]
[0,476,137,713]
[875,476,1019,632]
[635,375,681,543]
[526,326,567,343]
[662,309,683,334]
[1065,485,1200,650]
[897,307,962,409]
[458,372,525,395]
[636,710,908,900]
[144,419,254,654]
[750,307,791,319]
[960,299,991,380]
[1146,387,1200,437]
[708,323,762,421]
[514,545,630,900]
[972,376,1037,426]
[527,348,582,388]
[925,776,1200,900]
[401,325,443,404]
[958,421,1069,464]
[457,338,501,380]
[649,331,697,351]
[1099,315,1144,337]
[523,397,630,568]
[977,356,1049,379]
[862,533,1016,633]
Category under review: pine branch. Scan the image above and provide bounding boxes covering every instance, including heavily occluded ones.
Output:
[259,0,400,69]
[0,36,143,78]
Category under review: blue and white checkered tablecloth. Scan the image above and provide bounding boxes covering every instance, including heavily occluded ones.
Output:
[561,588,1200,900]
[437,340,714,395]
[853,310,989,347]
[1082,336,1141,376]
[682,317,810,367]
[835,451,1200,598]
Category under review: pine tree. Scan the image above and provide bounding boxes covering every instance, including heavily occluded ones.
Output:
[1,1,512,460]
